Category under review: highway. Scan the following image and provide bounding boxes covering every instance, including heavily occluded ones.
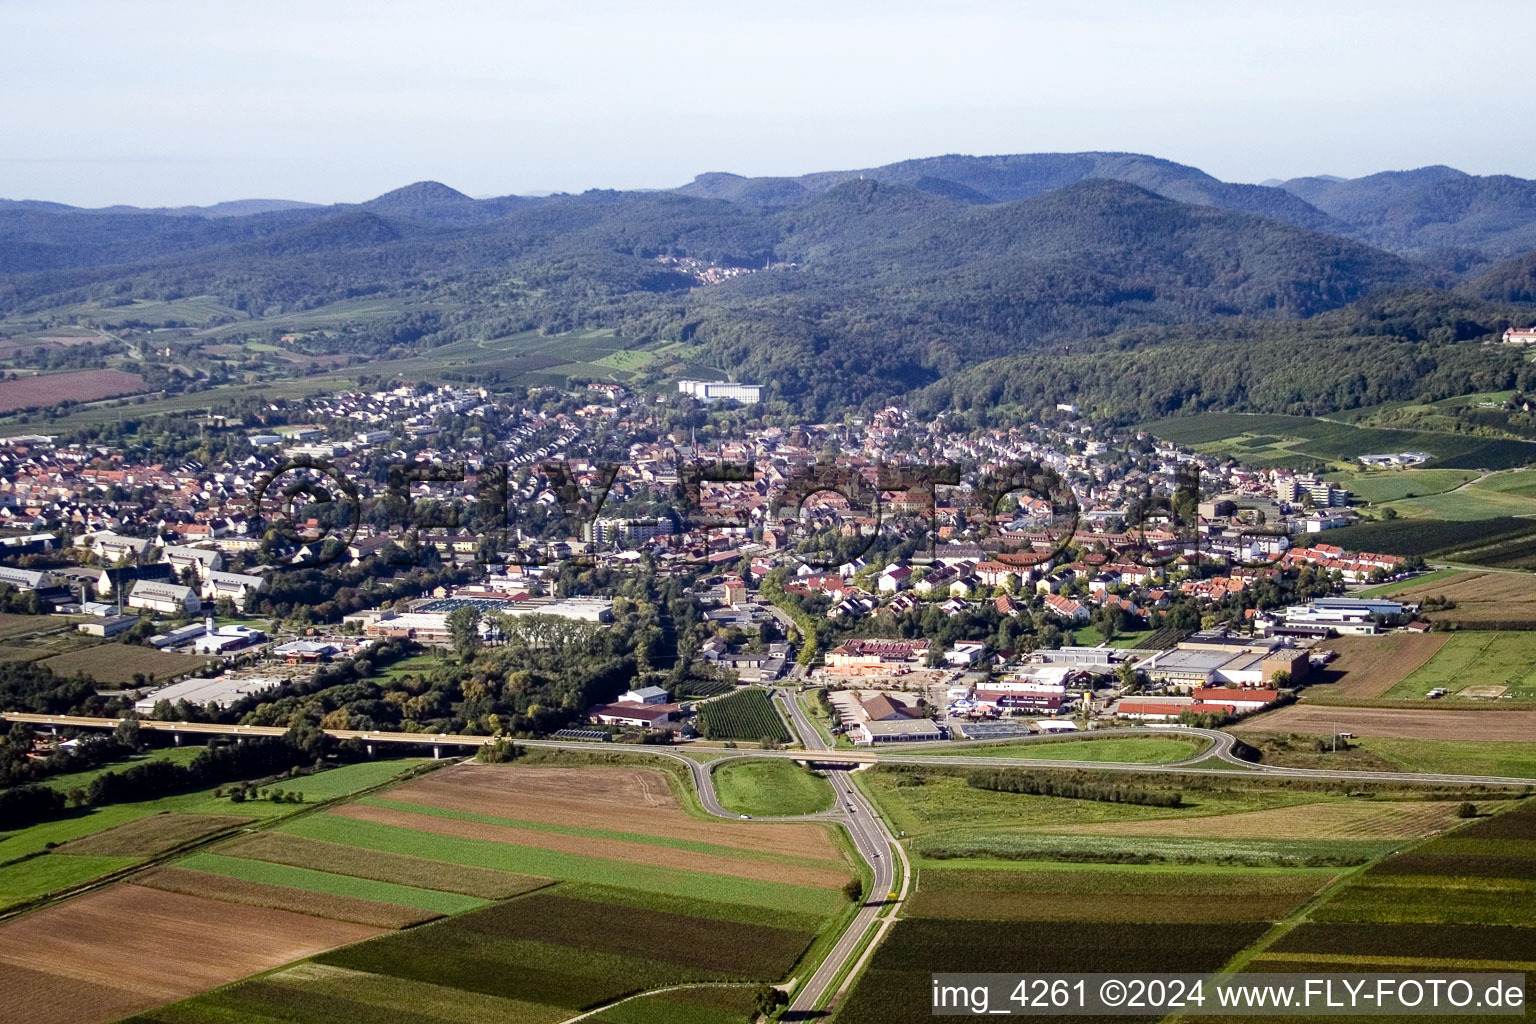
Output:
[6,712,1536,786]
[773,689,904,1019]
[5,704,1535,1019]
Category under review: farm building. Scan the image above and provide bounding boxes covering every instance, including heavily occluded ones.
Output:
[620,685,670,704]
[126,580,201,616]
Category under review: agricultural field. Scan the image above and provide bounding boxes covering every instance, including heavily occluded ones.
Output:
[1324,468,1480,504]
[1240,802,1536,997]
[0,759,429,911]
[1138,413,1536,472]
[1243,733,1536,780]
[1302,633,1449,700]
[0,613,68,641]
[0,884,385,1024]
[841,758,1536,1023]
[53,813,252,857]
[905,864,1335,924]
[1040,799,1483,841]
[125,885,805,1024]
[695,687,791,744]
[1385,631,1536,700]
[39,643,214,686]
[1351,565,1464,596]
[1305,516,1536,562]
[1392,570,1536,628]
[0,368,146,414]
[913,736,1205,763]
[837,916,1270,1023]
[712,759,834,817]
[1234,704,1536,742]
[104,762,849,1024]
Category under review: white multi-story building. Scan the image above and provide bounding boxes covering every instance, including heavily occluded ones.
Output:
[1503,327,1536,345]
[676,379,762,404]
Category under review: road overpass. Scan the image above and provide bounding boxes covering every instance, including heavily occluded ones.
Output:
[6,712,1536,787]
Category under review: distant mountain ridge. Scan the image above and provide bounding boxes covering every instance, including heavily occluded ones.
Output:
[9,152,1536,260]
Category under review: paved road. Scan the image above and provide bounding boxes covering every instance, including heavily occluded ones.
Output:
[8,712,1536,787]
[7,707,1534,1017]
[773,688,901,1018]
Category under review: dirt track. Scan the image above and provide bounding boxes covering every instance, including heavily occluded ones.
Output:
[0,884,382,1024]
[1234,704,1536,741]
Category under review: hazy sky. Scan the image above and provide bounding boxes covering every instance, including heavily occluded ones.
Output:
[4,0,1535,207]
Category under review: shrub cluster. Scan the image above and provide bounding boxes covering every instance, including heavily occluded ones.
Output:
[965,768,1183,807]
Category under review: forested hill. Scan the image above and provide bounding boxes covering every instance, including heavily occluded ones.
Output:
[677,152,1342,232]
[918,292,1536,425]
[683,179,1421,409]
[1275,167,1536,258]
[3,152,1536,420]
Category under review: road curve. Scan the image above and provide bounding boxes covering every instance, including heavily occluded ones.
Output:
[772,688,903,1018]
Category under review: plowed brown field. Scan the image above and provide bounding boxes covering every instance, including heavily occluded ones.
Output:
[384,764,842,862]
[0,884,382,1024]
[1306,634,1449,699]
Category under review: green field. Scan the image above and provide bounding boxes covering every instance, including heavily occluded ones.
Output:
[278,814,839,916]
[712,760,834,817]
[355,796,835,870]
[910,737,1204,763]
[0,759,429,910]
[1325,468,1480,503]
[1352,566,1464,596]
[1354,738,1536,780]
[1139,413,1536,472]
[1379,486,1536,521]
[1242,803,1536,982]
[1386,631,1536,700]
[858,768,1310,841]
[173,852,488,915]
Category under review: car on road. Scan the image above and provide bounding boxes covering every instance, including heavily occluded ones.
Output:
[738,814,751,819]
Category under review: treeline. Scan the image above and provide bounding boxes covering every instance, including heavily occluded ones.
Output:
[0,729,132,789]
[964,768,1184,807]
[0,661,110,717]
[0,726,336,829]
